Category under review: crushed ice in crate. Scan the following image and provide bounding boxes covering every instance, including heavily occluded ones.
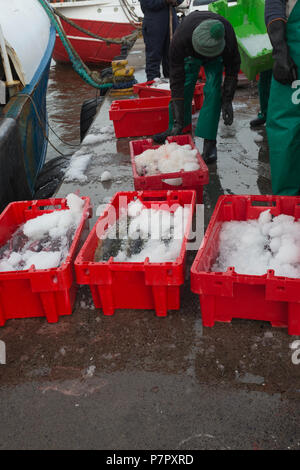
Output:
[0,193,85,272]
[240,34,272,57]
[212,210,300,277]
[150,78,170,90]
[135,142,200,176]
[94,199,190,263]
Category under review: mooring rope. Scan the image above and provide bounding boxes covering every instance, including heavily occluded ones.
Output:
[119,0,142,26]
[38,0,126,90]
[52,4,141,46]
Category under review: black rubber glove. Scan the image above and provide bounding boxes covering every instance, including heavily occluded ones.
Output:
[153,99,184,144]
[170,99,184,135]
[268,20,298,85]
[222,102,233,126]
[222,76,238,126]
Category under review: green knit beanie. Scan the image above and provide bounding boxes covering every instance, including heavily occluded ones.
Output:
[192,20,225,57]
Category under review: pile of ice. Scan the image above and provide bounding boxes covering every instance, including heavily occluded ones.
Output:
[212,210,300,278]
[0,193,85,272]
[240,33,272,57]
[150,78,170,90]
[135,142,200,176]
[98,199,190,263]
[100,170,112,182]
[64,125,115,182]
[64,151,93,183]
[82,125,115,146]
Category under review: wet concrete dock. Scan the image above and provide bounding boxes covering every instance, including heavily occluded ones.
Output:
[0,38,299,450]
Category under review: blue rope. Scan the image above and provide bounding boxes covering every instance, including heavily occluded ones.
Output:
[113,79,137,89]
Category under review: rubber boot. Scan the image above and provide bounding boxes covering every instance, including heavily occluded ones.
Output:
[250,112,266,128]
[202,139,217,164]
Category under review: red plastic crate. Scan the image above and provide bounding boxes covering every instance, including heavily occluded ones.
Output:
[109,96,195,139]
[133,80,171,98]
[129,135,209,203]
[193,83,204,111]
[0,197,91,326]
[75,190,196,317]
[109,96,170,138]
[191,195,300,335]
[133,80,203,112]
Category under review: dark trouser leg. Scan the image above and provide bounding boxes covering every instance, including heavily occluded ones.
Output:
[142,26,163,81]
[161,12,179,79]
[250,69,273,127]
[259,69,272,118]
[162,36,170,79]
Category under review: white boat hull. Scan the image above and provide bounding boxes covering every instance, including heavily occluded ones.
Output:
[0,0,52,85]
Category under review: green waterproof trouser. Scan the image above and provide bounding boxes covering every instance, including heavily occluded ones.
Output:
[258,69,272,118]
[266,2,300,195]
[169,56,223,140]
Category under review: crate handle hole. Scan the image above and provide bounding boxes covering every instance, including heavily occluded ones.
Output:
[162,178,183,186]
[142,196,166,202]
[251,200,276,207]
[251,201,271,207]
